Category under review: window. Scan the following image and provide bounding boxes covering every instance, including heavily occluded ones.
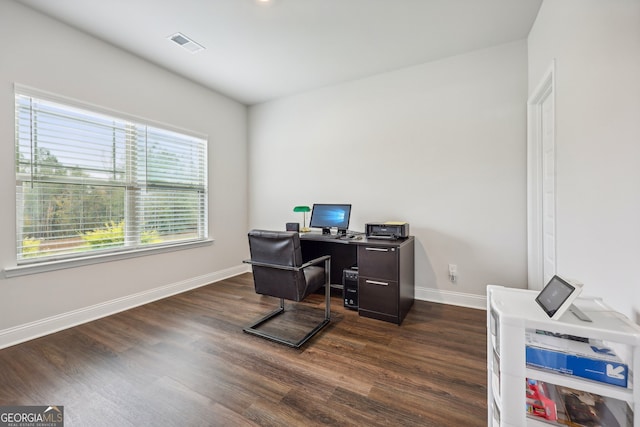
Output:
[14,87,208,264]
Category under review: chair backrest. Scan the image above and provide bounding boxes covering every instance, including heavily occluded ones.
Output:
[247,230,307,301]
[248,229,303,267]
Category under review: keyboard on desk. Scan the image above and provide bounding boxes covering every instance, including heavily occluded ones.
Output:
[300,231,363,240]
[300,233,341,240]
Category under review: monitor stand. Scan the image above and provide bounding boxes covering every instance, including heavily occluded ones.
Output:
[568,304,592,322]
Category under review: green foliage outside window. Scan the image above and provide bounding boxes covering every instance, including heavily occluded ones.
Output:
[21,238,41,258]
[81,221,125,248]
[81,221,163,248]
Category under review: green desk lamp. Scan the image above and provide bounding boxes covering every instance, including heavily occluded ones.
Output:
[293,205,311,232]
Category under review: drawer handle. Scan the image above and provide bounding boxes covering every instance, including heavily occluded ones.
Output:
[365,280,389,286]
[365,247,389,252]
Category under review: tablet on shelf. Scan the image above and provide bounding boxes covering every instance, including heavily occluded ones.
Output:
[535,275,583,320]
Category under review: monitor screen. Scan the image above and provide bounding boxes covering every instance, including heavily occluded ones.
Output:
[309,204,351,233]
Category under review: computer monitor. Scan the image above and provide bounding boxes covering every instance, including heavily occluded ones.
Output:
[309,204,351,235]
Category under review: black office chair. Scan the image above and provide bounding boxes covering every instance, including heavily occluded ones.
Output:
[243,229,331,348]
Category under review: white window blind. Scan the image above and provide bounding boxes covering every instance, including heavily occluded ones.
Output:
[15,89,208,263]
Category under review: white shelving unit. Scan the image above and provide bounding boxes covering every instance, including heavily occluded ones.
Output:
[487,285,640,427]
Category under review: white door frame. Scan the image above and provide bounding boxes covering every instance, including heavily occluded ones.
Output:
[527,60,556,290]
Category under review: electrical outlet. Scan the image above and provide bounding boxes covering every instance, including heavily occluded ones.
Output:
[448,264,457,283]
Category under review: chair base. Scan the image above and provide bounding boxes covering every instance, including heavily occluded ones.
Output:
[243,299,330,348]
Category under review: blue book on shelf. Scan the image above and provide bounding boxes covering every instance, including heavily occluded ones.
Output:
[525,331,628,388]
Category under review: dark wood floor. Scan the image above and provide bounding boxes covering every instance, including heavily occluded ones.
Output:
[0,273,487,426]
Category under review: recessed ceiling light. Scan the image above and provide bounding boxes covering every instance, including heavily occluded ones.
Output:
[168,32,205,54]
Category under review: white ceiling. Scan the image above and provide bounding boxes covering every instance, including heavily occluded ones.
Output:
[17,0,542,105]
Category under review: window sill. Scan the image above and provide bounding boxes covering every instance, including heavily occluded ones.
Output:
[3,238,214,278]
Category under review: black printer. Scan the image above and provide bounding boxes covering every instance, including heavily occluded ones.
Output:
[365,222,409,239]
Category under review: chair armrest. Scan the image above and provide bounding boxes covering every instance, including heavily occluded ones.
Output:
[300,255,331,269]
[243,259,298,271]
[243,254,330,272]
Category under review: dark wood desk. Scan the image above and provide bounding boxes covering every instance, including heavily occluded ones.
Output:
[300,233,415,325]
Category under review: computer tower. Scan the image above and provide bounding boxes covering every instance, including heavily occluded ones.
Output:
[342,267,358,310]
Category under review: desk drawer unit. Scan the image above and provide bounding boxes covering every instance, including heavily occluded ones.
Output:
[357,240,414,325]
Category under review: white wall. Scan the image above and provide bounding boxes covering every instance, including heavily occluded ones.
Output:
[528,0,640,320]
[0,1,248,346]
[249,41,529,308]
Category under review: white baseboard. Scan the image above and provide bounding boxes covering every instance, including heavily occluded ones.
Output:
[0,264,248,350]
[415,285,486,310]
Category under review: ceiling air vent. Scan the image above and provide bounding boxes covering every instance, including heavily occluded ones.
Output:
[168,32,205,53]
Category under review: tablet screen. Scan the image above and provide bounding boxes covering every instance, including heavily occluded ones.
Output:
[535,275,581,319]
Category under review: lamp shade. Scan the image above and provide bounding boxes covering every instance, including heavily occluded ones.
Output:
[293,205,310,213]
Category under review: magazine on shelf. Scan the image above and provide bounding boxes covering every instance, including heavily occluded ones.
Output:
[525,378,633,427]
[525,330,629,387]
